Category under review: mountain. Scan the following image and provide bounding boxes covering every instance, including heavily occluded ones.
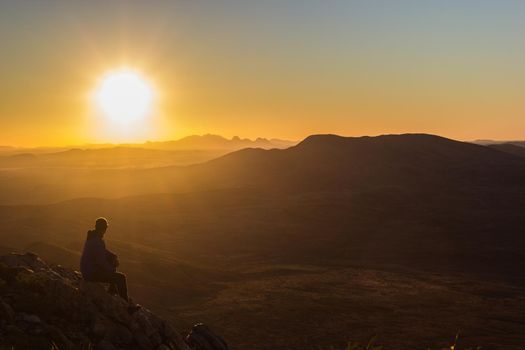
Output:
[143,134,296,151]
[3,134,525,270]
[472,139,503,145]
[509,141,525,148]
[473,139,525,147]
[0,252,191,350]
[183,133,525,193]
[74,134,296,151]
[0,135,297,170]
[2,133,525,205]
[488,143,525,158]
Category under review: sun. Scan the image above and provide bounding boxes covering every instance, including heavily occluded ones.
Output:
[94,68,154,123]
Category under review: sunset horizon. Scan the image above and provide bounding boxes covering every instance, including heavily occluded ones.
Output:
[1,131,521,149]
[2,2,525,350]
[2,1,524,147]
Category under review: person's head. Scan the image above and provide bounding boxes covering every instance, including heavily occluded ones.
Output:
[95,217,109,234]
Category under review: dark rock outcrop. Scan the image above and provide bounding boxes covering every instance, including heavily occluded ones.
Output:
[0,252,190,350]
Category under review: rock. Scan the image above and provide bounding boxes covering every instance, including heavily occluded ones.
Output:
[0,252,197,350]
[4,324,23,334]
[96,339,117,350]
[131,308,164,349]
[52,264,83,282]
[156,345,172,350]
[0,252,48,271]
[45,324,77,350]
[109,323,134,346]
[18,313,42,324]
[92,316,112,339]
[91,316,133,346]
[133,331,156,350]
[80,280,133,326]
[0,263,34,283]
[0,262,12,281]
[162,320,192,350]
[0,297,15,323]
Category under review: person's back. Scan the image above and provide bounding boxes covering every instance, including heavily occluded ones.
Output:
[80,229,114,279]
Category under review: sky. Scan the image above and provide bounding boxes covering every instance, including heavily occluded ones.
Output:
[1,0,524,146]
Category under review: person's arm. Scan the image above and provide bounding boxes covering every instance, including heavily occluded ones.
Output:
[93,240,114,272]
[105,248,117,258]
[105,249,119,268]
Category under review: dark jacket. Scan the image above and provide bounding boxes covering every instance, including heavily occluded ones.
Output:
[80,230,116,279]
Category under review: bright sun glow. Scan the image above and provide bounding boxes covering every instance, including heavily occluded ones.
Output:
[95,69,154,123]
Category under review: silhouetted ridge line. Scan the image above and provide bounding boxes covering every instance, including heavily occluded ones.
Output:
[488,143,525,158]
[287,133,525,165]
[2,133,525,205]
[191,132,525,194]
[296,133,456,149]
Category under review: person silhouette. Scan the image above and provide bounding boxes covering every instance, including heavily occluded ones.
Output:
[80,217,139,311]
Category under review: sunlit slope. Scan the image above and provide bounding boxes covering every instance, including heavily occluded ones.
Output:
[1,134,525,205]
[0,135,295,168]
[0,147,227,169]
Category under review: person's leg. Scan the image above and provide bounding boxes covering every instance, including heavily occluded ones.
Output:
[106,265,118,295]
[86,270,128,301]
[112,272,129,301]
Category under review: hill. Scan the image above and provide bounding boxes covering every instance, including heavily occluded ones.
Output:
[0,134,296,171]
[488,143,525,158]
[0,147,229,169]
[188,133,525,192]
[2,133,525,205]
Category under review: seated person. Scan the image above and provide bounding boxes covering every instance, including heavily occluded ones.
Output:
[80,217,139,311]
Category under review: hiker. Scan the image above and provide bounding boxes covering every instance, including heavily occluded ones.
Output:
[80,217,138,311]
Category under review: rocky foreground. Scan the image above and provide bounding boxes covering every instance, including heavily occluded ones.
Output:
[0,252,191,350]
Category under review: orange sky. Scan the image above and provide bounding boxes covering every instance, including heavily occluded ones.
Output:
[1,1,524,147]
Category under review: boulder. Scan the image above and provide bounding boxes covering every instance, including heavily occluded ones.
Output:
[0,252,193,350]
[0,297,15,324]
[0,252,48,271]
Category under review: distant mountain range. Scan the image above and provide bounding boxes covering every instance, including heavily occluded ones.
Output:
[487,143,525,158]
[2,133,525,205]
[141,134,296,150]
[182,133,525,193]
[473,139,525,146]
[0,134,295,153]
[472,139,525,158]
[70,134,296,151]
[0,134,297,169]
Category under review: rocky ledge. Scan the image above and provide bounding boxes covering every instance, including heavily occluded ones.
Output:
[0,252,191,350]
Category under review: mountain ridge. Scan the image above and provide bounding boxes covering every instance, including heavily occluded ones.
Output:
[2,133,525,205]
[184,133,525,193]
